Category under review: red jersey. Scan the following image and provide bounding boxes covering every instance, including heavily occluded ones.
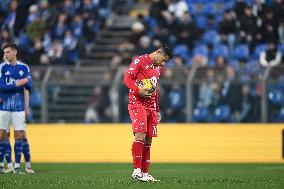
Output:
[124,54,160,112]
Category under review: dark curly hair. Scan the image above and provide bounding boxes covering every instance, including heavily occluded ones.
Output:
[161,44,173,60]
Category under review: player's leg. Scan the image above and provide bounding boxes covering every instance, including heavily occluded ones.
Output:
[141,111,160,182]
[142,137,152,175]
[128,106,148,181]
[11,111,26,174]
[0,111,10,174]
[22,131,34,173]
[4,131,14,173]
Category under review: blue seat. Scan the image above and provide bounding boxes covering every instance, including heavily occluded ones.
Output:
[203,3,218,15]
[245,59,260,74]
[193,45,209,56]
[213,44,229,58]
[278,44,284,53]
[193,106,209,122]
[233,44,249,59]
[202,30,219,45]
[268,89,284,105]
[253,44,267,58]
[195,15,208,29]
[213,105,231,122]
[173,45,190,61]
[277,107,284,122]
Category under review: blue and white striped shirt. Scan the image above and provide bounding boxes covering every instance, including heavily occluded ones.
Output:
[0,61,32,111]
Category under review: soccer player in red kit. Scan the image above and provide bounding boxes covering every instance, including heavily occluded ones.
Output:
[124,45,173,182]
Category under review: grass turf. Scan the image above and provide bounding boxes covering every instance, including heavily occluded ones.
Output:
[0,163,284,189]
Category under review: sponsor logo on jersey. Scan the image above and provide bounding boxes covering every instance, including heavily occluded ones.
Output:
[19,70,24,76]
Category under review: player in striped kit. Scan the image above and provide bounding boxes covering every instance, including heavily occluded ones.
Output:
[0,43,33,174]
[124,45,173,182]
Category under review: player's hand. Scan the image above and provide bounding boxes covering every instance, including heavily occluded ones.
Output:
[138,88,151,98]
[16,78,28,87]
[25,106,30,117]
[157,112,161,123]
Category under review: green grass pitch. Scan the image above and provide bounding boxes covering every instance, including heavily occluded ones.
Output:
[1,163,284,189]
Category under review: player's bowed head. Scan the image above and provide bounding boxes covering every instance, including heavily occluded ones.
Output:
[138,44,173,98]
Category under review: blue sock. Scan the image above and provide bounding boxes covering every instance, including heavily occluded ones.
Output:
[4,139,12,164]
[22,138,30,163]
[0,140,5,163]
[14,139,23,164]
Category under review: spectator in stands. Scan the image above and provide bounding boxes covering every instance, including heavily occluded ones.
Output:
[164,83,185,122]
[53,13,68,39]
[84,86,111,123]
[110,52,123,69]
[259,8,278,43]
[130,21,146,44]
[38,0,51,22]
[26,4,39,25]
[279,18,284,44]
[272,0,284,24]
[0,29,13,46]
[259,40,282,67]
[167,55,185,67]
[168,0,188,20]
[191,54,208,68]
[239,5,261,45]
[152,26,170,45]
[233,84,254,122]
[197,69,216,108]
[149,0,168,24]
[218,10,237,49]
[136,35,155,55]
[29,70,43,122]
[30,37,45,65]
[208,82,222,114]
[4,0,17,34]
[117,40,135,64]
[234,0,247,19]
[63,30,79,65]
[71,14,84,38]
[48,39,63,64]
[220,66,242,118]
[176,12,198,50]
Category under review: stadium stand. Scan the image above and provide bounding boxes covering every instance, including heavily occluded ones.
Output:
[0,0,283,123]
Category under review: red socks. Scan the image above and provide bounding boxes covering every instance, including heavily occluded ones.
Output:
[142,144,151,173]
[132,140,144,169]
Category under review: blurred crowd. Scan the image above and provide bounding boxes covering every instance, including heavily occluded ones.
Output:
[114,0,284,123]
[1,0,284,123]
[0,0,111,67]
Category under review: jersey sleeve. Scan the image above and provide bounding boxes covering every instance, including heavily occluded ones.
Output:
[24,65,32,91]
[123,57,142,94]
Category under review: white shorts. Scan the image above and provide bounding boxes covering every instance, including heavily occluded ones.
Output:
[0,111,26,131]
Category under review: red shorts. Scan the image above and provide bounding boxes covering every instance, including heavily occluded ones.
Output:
[128,105,158,138]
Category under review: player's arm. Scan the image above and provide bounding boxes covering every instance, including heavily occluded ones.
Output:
[155,88,161,123]
[124,58,151,98]
[0,73,28,90]
[24,88,30,117]
[24,65,32,91]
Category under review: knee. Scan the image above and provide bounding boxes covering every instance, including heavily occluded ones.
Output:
[145,137,152,145]
[134,132,146,141]
[14,131,24,140]
[0,129,7,140]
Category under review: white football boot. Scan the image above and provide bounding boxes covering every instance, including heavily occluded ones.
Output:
[25,167,35,174]
[131,168,148,182]
[4,167,15,174]
[143,173,161,182]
